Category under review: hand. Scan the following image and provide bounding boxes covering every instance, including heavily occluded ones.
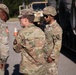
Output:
[13,43,22,53]
[17,43,22,49]
[0,64,4,69]
[13,39,17,45]
[46,56,53,63]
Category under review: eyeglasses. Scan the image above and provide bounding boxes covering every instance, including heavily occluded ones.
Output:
[43,15,48,18]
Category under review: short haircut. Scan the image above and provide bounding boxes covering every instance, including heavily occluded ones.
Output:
[0,8,9,20]
[22,15,34,23]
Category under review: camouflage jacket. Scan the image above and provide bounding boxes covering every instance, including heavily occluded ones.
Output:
[13,23,46,74]
[43,20,63,63]
[0,19,9,64]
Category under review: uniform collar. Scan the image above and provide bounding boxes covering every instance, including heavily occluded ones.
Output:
[0,18,6,26]
[0,18,4,22]
[49,20,56,27]
[25,23,35,28]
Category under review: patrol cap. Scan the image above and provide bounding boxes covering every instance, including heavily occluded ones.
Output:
[18,9,34,18]
[43,6,57,16]
[0,4,9,14]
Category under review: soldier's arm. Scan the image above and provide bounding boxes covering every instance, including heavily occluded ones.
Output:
[13,32,23,53]
[50,28,63,61]
[43,28,54,63]
[0,27,9,64]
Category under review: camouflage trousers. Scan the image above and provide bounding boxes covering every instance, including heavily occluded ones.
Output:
[0,69,4,75]
[24,62,58,75]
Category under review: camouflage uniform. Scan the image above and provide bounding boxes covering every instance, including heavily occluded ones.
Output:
[13,23,47,75]
[43,20,62,75]
[13,9,50,75]
[42,6,63,75]
[0,4,9,75]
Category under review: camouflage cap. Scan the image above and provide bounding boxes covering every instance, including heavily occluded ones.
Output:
[18,9,34,18]
[0,4,9,14]
[43,6,57,16]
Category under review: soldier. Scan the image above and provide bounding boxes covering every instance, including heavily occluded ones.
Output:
[0,4,9,75]
[42,6,63,75]
[13,9,46,75]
